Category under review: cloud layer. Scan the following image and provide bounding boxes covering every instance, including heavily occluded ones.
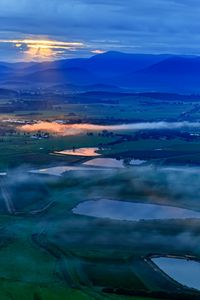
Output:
[0,0,200,61]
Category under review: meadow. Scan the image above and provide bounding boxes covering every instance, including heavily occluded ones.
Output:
[0,92,200,299]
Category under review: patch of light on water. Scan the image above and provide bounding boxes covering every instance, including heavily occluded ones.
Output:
[54,147,101,157]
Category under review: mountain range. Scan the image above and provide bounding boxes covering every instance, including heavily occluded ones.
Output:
[1,51,200,93]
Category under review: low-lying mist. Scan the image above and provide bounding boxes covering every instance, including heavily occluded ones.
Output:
[2,165,200,285]
[3,165,200,211]
[18,121,200,136]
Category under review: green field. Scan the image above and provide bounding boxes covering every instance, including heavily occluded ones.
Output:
[0,167,199,299]
[0,94,200,299]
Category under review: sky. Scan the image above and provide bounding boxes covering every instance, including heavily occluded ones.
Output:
[0,0,200,61]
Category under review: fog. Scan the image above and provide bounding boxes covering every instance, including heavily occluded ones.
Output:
[2,165,200,289]
[18,121,200,136]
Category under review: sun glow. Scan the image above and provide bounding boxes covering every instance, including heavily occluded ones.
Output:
[25,46,54,60]
[0,38,85,61]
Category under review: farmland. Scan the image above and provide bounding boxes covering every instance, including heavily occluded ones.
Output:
[0,89,200,299]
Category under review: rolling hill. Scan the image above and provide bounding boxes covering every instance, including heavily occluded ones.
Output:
[1,52,200,92]
[117,56,200,92]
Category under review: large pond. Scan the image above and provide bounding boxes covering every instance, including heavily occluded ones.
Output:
[72,199,200,221]
[84,158,125,168]
[29,165,106,176]
[152,257,200,291]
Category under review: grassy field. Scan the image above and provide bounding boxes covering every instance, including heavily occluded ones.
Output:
[0,168,199,299]
[2,131,200,171]
[0,94,199,122]
[0,279,160,300]
[0,134,116,170]
[0,95,200,299]
[1,94,200,169]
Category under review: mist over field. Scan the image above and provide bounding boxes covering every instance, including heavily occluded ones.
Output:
[2,166,200,291]
[17,121,200,136]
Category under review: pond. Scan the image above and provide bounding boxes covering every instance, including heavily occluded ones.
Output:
[152,257,200,291]
[129,159,146,166]
[84,158,125,168]
[29,165,106,176]
[55,147,100,157]
[72,199,200,221]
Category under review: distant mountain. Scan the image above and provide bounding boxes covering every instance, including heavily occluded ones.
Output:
[23,51,171,76]
[117,56,200,92]
[141,56,200,74]
[23,58,87,74]
[19,67,101,85]
[2,52,200,92]
[0,51,171,89]
[0,64,12,75]
[84,51,171,76]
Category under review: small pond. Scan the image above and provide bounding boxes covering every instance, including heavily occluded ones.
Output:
[152,257,200,291]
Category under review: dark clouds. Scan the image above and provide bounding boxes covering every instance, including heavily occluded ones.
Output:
[0,0,200,61]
